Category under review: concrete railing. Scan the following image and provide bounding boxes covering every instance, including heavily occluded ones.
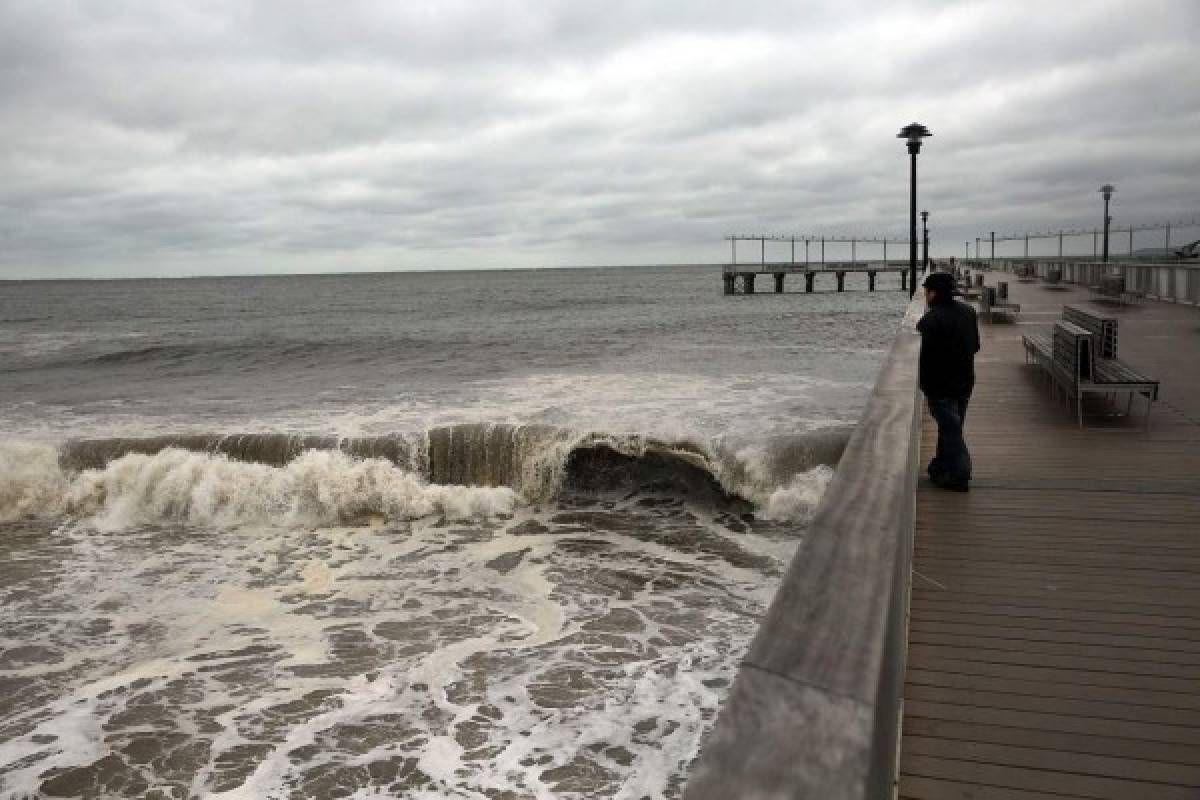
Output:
[684,295,925,800]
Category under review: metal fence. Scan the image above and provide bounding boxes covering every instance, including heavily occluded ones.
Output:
[969,258,1200,306]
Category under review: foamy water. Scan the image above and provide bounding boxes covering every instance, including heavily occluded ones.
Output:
[0,266,905,797]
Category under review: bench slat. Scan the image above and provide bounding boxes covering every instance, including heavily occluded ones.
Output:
[1063,305,1117,359]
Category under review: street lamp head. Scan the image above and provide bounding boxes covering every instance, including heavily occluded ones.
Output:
[1099,183,1115,200]
[897,122,932,154]
[920,210,929,222]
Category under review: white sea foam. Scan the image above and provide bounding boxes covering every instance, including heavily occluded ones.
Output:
[758,465,835,522]
[0,444,517,529]
[0,442,68,522]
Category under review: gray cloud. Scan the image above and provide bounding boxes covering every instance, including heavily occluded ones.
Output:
[1,0,1198,277]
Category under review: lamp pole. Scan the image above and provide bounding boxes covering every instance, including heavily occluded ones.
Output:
[898,123,932,297]
[1099,184,1115,263]
[920,210,929,273]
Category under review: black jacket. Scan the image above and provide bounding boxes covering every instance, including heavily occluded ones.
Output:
[917,298,980,398]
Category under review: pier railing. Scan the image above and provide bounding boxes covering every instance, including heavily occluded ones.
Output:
[684,295,925,800]
[973,258,1200,306]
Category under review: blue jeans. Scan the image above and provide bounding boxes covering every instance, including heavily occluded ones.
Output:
[926,395,972,483]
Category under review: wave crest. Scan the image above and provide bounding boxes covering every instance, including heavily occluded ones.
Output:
[7,424,851,528]
[11,447,517,529]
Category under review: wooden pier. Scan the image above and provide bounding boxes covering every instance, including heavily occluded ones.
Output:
[685,262,1199,800]
[722,233,919,295]
[722,262,912,294]
[900,272,1200,798]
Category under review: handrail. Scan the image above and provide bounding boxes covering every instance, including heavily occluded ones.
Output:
[684,294,925,800]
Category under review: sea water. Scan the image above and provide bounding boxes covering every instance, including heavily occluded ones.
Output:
[0,266,906,798]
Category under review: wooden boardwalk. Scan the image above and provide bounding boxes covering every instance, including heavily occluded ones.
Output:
[899,276,1200,798]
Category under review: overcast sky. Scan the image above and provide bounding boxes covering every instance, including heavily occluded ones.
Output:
[2,1,1198,278]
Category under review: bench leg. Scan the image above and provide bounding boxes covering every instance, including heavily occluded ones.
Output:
[1145,395,1153,432]
[1126,393,1134,415]
[1077,393,1083,429]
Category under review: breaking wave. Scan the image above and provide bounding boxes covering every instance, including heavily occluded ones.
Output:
[3,423,851,529]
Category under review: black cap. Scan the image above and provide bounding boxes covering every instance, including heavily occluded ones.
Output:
[922,272,961,295]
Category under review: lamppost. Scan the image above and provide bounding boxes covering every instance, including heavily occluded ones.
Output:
[920,210,930,273]
[1099,184,1115,263]
[898,122,932,297]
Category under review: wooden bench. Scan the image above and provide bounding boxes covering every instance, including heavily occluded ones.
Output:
[1027,313,1159,429]
[958,273,984,301]
[979,285,1020,322]
[1063,305,1117,358]
[1065,306,1159,424]
[1087,274,1142,306]
[1043,268,1069,291]
[1050,321,1097,427]
[1021,330,1052,367]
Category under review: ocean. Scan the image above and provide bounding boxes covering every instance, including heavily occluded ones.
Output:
[0,265,906,798]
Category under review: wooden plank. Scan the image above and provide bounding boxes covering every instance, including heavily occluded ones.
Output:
[902,604,1200,633]
[910,588,1200,620]
[907,618,1200,652]
[906,647,1200,693]
[899,774,1090,800]
[904,698,1200,746]
[902,609,1200,642]
[914,547,1200,567]
[913,524,1200,545]
[911,584,1200,614]
[917,548,1200,569]
[913,562,1200,588]
[915,501,1200,520]
[901,753,1199,800]
[903,734,1200,786]
[915,527,1200,545]
[906,641,1200,679]
[905,667,1200,711]
[911,570,1200,596]
[902,716,1200,767]
[904,683,1200,727]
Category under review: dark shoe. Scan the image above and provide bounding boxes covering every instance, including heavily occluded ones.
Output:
[930,473,970,492]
